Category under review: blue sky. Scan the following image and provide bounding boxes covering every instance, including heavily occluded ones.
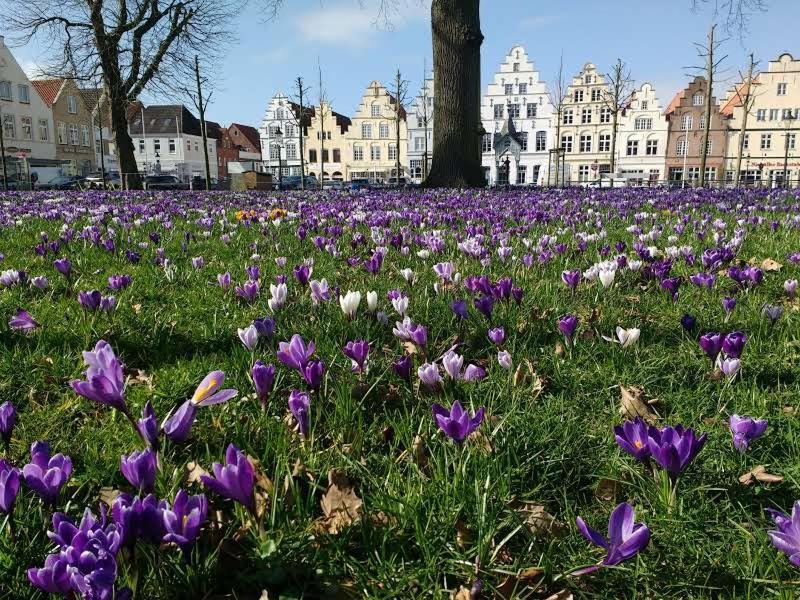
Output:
[11,0,798,126]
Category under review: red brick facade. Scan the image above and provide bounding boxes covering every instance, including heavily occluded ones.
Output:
[217,123,261,180]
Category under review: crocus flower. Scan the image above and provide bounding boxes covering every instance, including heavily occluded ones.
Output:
[78,290,102,311]
[27,553,72,595]
[0,460,20,514]
[393,355,412,383]
[408,323,428,347]
[497,350,512,370]
[339,290,361,319]
[763,304,783,325]
[108,274,132,291]
[70,340,127,412]
[288,390,311,437]
[367,291,378,313]
[53,258,72,278]
[268,282,287,312]
[8,307,38,334]
[162,371,237,443]
[343,340,370,373]
[559,314,578,345]
[252,361,276,409]
[574,502,650,575]
[722,331,747,359]
[162,489,208,554]
[217,272,231,290]
[450,299,468,320]
[680,314,696,332]
[785,279,798,300]
[253,317,275,339]
[598,267,616,289]
[200,444,255,513]
[418,362,442,390]
[238,324,259,351]
[767,501,800,567]
[442,351,464,380]
[699,332,723,364]
[646,425,707,477]
[462,364,487,382]
[31,275,49,290]
[0,401,16,447]
[138,401,159,448]
[120,448,157,493]
[293,264,311,286]
[721,357,741,379]
[301,359,325,390]
[474,295,494,320]
[722,297,737,315]
[277,334,315,371]
[616,327,640,348]
[431,400,484,442]
[100,295,117,313]
[235,280,259,303]
[729,415,768,452]
[562,269,581,291]
[614,417,651,462]
[310,279,331,304]
[433,262,455,282]
[22,441,72,505]
[488,327,505,346]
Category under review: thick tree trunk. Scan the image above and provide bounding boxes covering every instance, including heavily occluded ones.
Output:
[107,85,140,190]
[610,112,619,174]
[425,0,485,188]
[699,25,715,187]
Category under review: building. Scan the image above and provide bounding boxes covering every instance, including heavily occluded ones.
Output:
[0,35,59,183]
[407,77,434,184]
[80,88,121,176]
[259,92,313,179]
[305,102,351,183]
[480,45,555,185]
[345,80,407,182]
[559,63,614,184]
[31,78,97,176]
[615,83,669,184]
[217,123,262,181]
[721,53,800,186]
[664,77,728,184]
[127,105,217,182]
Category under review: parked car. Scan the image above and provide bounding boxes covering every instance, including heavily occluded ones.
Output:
[279,175,319,191]
[0,173,30,191]
[349,178,371,190]
[84,172,122,188]
[37,175,85,191]
[323,180,345,190]
[144,175,189,191]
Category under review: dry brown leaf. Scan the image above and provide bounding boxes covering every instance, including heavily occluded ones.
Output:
[455,519,473,549]
[402,341,418,355]
[594,478,619,502]
[739,465,784,486]
[412,434,429,470]
[545,591,573,600]
[761,258,782,272]
[554,342,565,356]
[783,406,797,415]
[618,384,658,423]
[132,303,142,314]
[497,567,545,599]
[512,360,545,396]
[247,455,275,520]
[318,470,363,534]
[99,487,121,507]
[184,461,209,485]
[128,369,154,390]
[467,430,493,454]
[511,501,566,538]
[451,586,472,600]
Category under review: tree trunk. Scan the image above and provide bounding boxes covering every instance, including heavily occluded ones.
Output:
[425,0,485,188]
[699,25,715,188]
[107,85,140,190]
[734,55,754,188]
[610,111,619,173]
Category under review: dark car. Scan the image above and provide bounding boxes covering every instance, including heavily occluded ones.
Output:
[37,175,84,191]
[279,175,319,191]
[0,173,31,191]
[144,175,189,191]
[349,178,371,190]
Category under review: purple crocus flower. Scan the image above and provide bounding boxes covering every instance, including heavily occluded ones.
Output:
[252,360,276,409]
[689,272,715,289]
[418,362,442,390]
[137,401,160,449]
[234,280,259,303]
[614,417,651,462]
[293,264,311,286]
[646,425,707,477]
[442,351,464,380]
[27,553,73,595]
[161,371,238,443]
[408,323,428,348]
[559,314,578,345]
[680,314,696,332]
[108,274,132,291]
[497,350,512,370]
[78,290,102,311]
[574,502,650,575]
[301,359,325,390]
[393,355,413,383]
[9,308,39,332]
[113,492,168,547]
[561,269,581,291]
[310,279,331,304]
[763,304,783,325]
[200,444,255,513]
[22,441,72,505]
[100,295,117,313]
[488,327,505,346]
[120,448,157,493]
[0,401,16,447]
[431,401,485,443]
[767,502,800,567]
[722,297,737,315]
[217,272,231,291]
[462,364,487,382]
[343,340,370,373]
[246,264,260,281]
[253,316,275,339]
[162,489,208,554]
[722,331,747,359]
[53,258,72,278]
[660,277,682,301]
[729,415,768,452]
[70,340,127,413]
[450,299,468,320]
[0,460,20,514]
[698,332,723,364]
[238,324,259,351]
[474,295,494,320]
[277,334,315,372]
[288,390,311,437]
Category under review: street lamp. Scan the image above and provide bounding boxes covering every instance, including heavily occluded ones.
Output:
[758,162,765,187]
[273,127,283,190]
[783,114,796,189]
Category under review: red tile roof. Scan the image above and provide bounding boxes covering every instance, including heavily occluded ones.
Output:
[231,123,261,150]
[31,79,65,108]
[719,81,753,117]
[663,89,685,116]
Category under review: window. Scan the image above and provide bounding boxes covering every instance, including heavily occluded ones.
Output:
[275,108,285,120]
[2,114,15,139]
[635,117,652,130]
[535,130,546,151]
[783,108,794,120]
[646,139,658,155]
[371,104,381,117]
[353,145,364,161]
[578,165,590,181]
[286,144,297,159]
[138,139,145,153]
[787,133,797,150]
[169,139,176,154]
[81,125,90,146]
[21,117,32,140]
[705,140,713,154]
[519,131,528,151]
[268,125,280,136]
[769,109,779,121]
[271,145,281,160]
[67,95,78,114]
[640,100,649,110]
[0,81,12,100]
[600,107,611,123]
[414,137,424,151]
[527,103,537,118]
[494,104,504,119]
[38,119,49,141]
[153,139,161,154]
[322,149,329,162]
[581,108,592,124]
[516,165,527,184]
[591,89,601,102]
[584,75,593,84]
[598,134,611,152]
[742,133,749,149]
[563,109,573,125]
[681,114,693,130]
[379,123,389,138]
[669,167,684,181]
[777,82,787,96]
[626,139,639,156]
[505,84,513,95]
[362,123,372,139]
[512,63,520,72]
[68,124,78,145]
[370,144,381,161]
[18,84,30,103]
[705,167,716,181]
[187,140,191,150]
[285,123,294,137]
[756,109,766,121]
[676,138,687,156]
[416,116,424,128]
[194,141,199,152]
[692,93,704,106]
[508,104,520,118]
[482,134,492,152]
[698,115,706,130]
[573,89,584,102]
[561,134,573,153]
[388,144,398,160]
[579,134,592,153]
[57,122,66,144]
[761,133,772,150]
[333,149,341,162]
[518,83,527,94]
[309,149,317,162]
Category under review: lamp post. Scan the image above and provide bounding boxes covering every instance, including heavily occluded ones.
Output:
[273,127,283,189]
[783,115,796,189]
[758,162,765,188]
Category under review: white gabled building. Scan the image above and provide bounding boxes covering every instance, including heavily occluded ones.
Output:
[480,45,555,185]
[258,92,311,179]
[406,76,433,184]
[615,82,669,184]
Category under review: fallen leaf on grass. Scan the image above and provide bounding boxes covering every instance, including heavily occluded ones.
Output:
[184,461,209,485]
[554,342,565,357]
[761,258,782,272]
[317,470,363,534]
[510,501,566,538]
[412,434,429,471]
[455,519,473,549]
[512,360,545,396]
[467,430,493,453]
[618,384,658,423]
[497,567,545,599]
[402,341,418,355]
[132,303,142,314]
[738,465,783,486]
[127,369,154,390]
[594,478,620,502]
[99,487,121,507]
[545,591,573,600]
[247,455,275,520]
[451,586,472,600]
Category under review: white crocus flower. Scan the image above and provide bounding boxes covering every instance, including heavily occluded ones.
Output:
[616,326,640,348]
[598,268,616,289]
[366,291,378,313]
[339,290,362,319]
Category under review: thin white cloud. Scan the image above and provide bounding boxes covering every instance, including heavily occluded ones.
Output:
[519,15,561,29]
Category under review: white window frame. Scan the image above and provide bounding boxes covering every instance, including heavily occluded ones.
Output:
[67,95,78,114]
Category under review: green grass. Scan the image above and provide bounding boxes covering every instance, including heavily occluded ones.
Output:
[0,190,799,599]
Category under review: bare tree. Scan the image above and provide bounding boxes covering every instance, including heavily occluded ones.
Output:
[691,0,768,35]
[601,59,635,174]
[0,0,241,189]
[546,54,568,187]
[732,54,759,186]
[0,59,8,191]
[419,60,432,181]
[291,76,311,190]
[389,68,410,183]
[317,61,328,186]
[178,55,213,190]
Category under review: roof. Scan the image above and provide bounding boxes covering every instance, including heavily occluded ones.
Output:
[289,102,316,128]
[230,123,261,149]
[128,105,202,136]
[31,79,65,108]
[719,81,752,117]
[332,111,352,133]
[80,88,102,112]
[205,120,222,140]
[663,89,685,116]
